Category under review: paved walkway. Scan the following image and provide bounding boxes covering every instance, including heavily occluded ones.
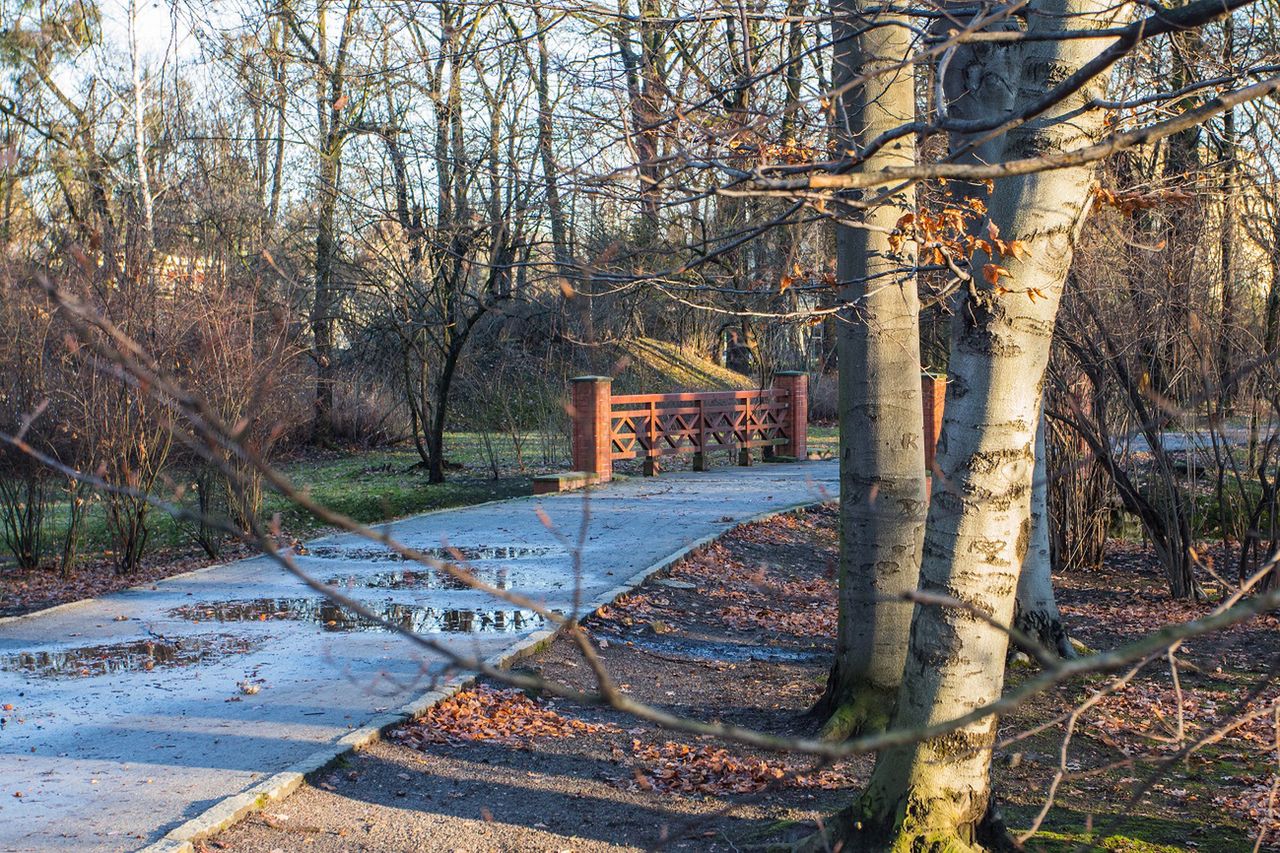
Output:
[0,461,837,852]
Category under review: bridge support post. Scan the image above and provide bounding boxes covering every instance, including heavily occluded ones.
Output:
[571,376,613,484]
[773,371,808,460]
[692,398,708,471]
[922,373,945,473]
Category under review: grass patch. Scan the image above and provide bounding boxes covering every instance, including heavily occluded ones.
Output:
[611,339,757,393]
[809,424,837,459]
[264,449,530,535]
[8,438,551,572]
[1015,813,1253,853]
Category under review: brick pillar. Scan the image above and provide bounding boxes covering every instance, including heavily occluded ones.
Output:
[922,373,946,473]
[773,371,808,460]
[571,376,612,483]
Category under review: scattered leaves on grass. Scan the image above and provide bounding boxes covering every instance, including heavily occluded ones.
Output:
[1215,777,1280,844]
[594,592,667,626]
[391,685,610,748]
[1087,683,1280,755]
[671,539,834,604]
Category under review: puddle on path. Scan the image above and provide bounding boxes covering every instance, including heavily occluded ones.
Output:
[169,598,547,634]
[305,544,559,563]
[621,635,825,664]
[323,567,562,592]
[0,634,261,678]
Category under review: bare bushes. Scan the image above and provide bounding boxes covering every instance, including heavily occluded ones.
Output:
[1045,366,1111,574]
[807,372,837,424]
[329,372,407,449]
[454,349,572,477]
[173,281,309,555]
[0,252,312,571]
[0,278,58,571]
[1057,182,1275,599]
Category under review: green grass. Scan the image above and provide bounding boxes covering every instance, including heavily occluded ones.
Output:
[1013,813,1255,853]
[7,434,561,570]
[610,339,758,393]
[999,663,1270,853]
[263,447,531,536]
[809,424,838,459]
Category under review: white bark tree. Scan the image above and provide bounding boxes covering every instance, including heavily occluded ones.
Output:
[819,0,927,740]
[1014,409,1075,659]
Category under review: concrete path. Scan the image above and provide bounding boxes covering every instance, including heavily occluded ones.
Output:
[0,461,837,852]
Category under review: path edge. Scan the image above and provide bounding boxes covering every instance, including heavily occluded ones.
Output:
[0,475,649,628]
[135,493,832,853]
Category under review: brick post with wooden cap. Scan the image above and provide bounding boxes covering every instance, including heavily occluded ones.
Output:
[921,372,946,472]
[772,372,808,460]
[571,375,612,482]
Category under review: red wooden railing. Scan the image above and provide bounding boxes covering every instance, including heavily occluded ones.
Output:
[609,384,806,476]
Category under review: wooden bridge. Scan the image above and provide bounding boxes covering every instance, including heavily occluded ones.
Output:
[535,372,946,493]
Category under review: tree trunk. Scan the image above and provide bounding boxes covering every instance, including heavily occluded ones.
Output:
[616,0,663,227]
[533,5,571,278]
[127,0,154,257]
[427,341,464,485]
[1014,408,1074,659]
[312,142,339,445]
[816,0,925,741]
[1217,15,1237,412]
[840,0,1115,845]
[267,6,289,234]
[309,0,360,446]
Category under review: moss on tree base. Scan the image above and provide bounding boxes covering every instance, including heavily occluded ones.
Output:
[792,791,1016,853]
[816,684,895,741]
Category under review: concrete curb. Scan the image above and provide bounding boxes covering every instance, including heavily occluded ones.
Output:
[135,492,832,853]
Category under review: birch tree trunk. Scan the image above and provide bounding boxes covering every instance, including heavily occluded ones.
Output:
[1015,408,1074,659]
[816,0,926,741]
[532,5,571,280]
[127,0,154,257]
[831,0,1118,845]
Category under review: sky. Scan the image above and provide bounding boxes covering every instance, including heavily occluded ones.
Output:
[97,0,219,64]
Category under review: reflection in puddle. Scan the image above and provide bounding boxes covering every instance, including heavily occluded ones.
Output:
[0,634,261,678]
[169,598,546,634]
[323,567,561,592]
[305,544,558,563]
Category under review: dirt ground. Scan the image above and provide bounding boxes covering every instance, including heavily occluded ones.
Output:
[209,507,1280,853]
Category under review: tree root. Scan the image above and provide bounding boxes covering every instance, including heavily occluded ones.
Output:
[810,665,896,741]
[816,686,894,741]
[1013,609,1077,661]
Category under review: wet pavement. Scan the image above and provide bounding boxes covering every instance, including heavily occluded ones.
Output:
[0,461,836,851]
